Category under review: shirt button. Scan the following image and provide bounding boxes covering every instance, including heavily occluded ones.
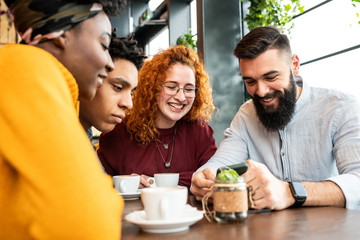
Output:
[285,178,289,182]
[281,152,285,156]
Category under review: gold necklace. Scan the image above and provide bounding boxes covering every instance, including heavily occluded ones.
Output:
[155,125,177,168]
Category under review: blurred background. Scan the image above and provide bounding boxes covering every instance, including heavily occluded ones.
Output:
[1,0,359,144]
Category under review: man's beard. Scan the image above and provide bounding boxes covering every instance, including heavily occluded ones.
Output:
[252,74,297,131]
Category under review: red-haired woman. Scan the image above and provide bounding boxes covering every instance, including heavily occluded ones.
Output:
[97,45,217,189]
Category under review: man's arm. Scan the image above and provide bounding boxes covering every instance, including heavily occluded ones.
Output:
[244,160,345,210]
[329,95,360,209]
[302,181,345,207]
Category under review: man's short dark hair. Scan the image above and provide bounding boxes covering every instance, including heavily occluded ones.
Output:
[109,32,147,70]
[234,26,292,60]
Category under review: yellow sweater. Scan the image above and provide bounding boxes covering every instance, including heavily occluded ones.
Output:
[0,44,123,239]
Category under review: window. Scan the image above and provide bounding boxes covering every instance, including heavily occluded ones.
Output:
[190,0,197,39]
[146,0,197,57]
[146,0,169,57]
[148,0,163,11]
[290,0,360,99]
[146,26,169,58]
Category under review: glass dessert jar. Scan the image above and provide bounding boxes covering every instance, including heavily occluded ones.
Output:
[203,176,248,223]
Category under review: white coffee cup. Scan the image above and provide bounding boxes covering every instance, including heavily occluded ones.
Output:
[141,186,188,220]
[112,175,140,193]
[148,173,179,187]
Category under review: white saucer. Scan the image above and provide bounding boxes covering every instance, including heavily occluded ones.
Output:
[125,204,203,234]
[118,190,141,200]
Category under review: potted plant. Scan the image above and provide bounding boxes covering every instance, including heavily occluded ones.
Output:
[176,30,197,52]
[241,0,304,34]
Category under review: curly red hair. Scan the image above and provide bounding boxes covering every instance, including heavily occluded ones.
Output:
[125,45,216,145]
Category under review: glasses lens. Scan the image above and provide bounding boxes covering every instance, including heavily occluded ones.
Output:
[163,84,177,95]
[183,87,197,97]
[162,84,198,98]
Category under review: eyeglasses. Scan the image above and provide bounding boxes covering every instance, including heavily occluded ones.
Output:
[162,83,199,98]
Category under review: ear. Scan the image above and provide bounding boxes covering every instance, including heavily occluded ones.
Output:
[52,31,69,50]
[291,54,300,76]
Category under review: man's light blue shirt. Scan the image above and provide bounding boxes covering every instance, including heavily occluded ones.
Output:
[199,81,360,210]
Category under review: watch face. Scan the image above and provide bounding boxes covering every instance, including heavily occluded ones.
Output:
[292,182,307,198]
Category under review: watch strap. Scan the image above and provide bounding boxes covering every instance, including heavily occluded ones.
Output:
[289,182,307,208]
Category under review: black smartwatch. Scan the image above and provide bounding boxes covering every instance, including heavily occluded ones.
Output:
[289,182,307,208]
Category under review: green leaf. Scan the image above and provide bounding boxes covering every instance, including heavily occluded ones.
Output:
[242,0,304,34]
[176,31,197,52]
[284,4,291,11]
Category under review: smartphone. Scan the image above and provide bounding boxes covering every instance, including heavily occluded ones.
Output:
[217,162,248,176]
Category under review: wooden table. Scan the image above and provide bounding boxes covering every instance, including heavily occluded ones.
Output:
[121,194,360,240]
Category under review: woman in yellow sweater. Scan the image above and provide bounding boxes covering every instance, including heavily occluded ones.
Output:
[0,0,126,239]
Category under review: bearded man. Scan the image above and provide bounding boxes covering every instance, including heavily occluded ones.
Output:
[191,26,360,211]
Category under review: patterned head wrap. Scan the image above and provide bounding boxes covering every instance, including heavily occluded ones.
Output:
[5,0,103,45]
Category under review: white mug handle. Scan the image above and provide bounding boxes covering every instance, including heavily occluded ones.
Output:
[147,177,156,187]
[119,181,126,193]
[160,198,168,219]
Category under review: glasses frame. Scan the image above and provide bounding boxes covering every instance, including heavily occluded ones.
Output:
[161,83,199,98]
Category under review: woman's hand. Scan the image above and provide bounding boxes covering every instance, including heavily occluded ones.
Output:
[131,173,154,188]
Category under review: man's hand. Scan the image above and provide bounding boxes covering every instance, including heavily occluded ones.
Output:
[242,159,295,210]
[190,168,216,201]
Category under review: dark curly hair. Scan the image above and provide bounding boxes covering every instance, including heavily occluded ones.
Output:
[109,32,147,70]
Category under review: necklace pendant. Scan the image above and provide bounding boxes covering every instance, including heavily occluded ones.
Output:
[163,144,168,149]
[165,162,171,168]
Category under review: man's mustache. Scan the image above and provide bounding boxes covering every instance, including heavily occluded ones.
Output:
[253,91,282,101]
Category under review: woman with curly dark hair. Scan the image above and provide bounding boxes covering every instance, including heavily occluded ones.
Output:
[98,46,217,189]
